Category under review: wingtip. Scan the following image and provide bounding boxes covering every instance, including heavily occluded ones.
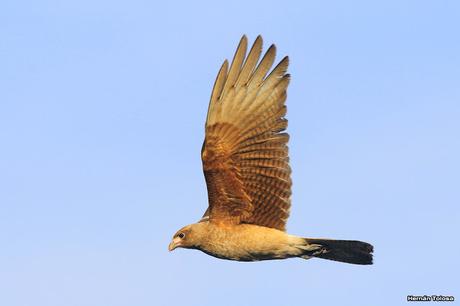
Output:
[267,44,277,56]
[282,55,289,64]
[220,59,229,73]
[239,35,248,46]
[252,35,264,54]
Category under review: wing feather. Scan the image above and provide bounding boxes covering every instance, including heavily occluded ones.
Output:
[206,60,228,125]
[220,35,247,99]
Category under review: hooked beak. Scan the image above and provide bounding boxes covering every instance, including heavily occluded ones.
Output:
[168,237,181,252]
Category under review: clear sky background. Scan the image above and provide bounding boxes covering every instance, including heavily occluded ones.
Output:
[1,1,459,305]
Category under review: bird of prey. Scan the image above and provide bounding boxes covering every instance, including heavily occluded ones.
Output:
[168,35,374,264]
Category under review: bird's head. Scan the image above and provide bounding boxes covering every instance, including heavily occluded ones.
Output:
[168,223,204,252]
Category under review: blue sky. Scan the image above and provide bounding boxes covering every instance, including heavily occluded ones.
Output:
[1,1,459,305]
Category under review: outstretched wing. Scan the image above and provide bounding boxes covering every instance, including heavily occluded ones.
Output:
[201,35,291,231]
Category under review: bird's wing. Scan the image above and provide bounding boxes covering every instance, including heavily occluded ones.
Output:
[201,35,291,231]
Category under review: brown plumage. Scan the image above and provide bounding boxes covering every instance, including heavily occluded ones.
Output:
[168,35,374,265]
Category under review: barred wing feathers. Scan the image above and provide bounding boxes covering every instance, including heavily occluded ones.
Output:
[201,35,292,231]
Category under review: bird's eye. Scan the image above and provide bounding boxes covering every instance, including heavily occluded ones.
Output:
[178,233,185,239]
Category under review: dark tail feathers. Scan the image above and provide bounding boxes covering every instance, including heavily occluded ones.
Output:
[304,238,374,265]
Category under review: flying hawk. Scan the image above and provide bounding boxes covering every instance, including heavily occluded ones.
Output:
[168,36,373,264]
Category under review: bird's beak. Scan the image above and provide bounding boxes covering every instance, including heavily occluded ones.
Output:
[168,237,181,252]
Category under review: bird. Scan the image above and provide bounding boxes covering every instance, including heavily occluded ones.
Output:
[168,35,374,264]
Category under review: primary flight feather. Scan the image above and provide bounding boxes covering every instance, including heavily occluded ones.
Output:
[168,35,374,264]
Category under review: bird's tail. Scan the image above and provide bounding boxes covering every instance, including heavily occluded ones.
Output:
[300,238,374,265]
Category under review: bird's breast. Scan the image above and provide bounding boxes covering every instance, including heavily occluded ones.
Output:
[197,223,301,261]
